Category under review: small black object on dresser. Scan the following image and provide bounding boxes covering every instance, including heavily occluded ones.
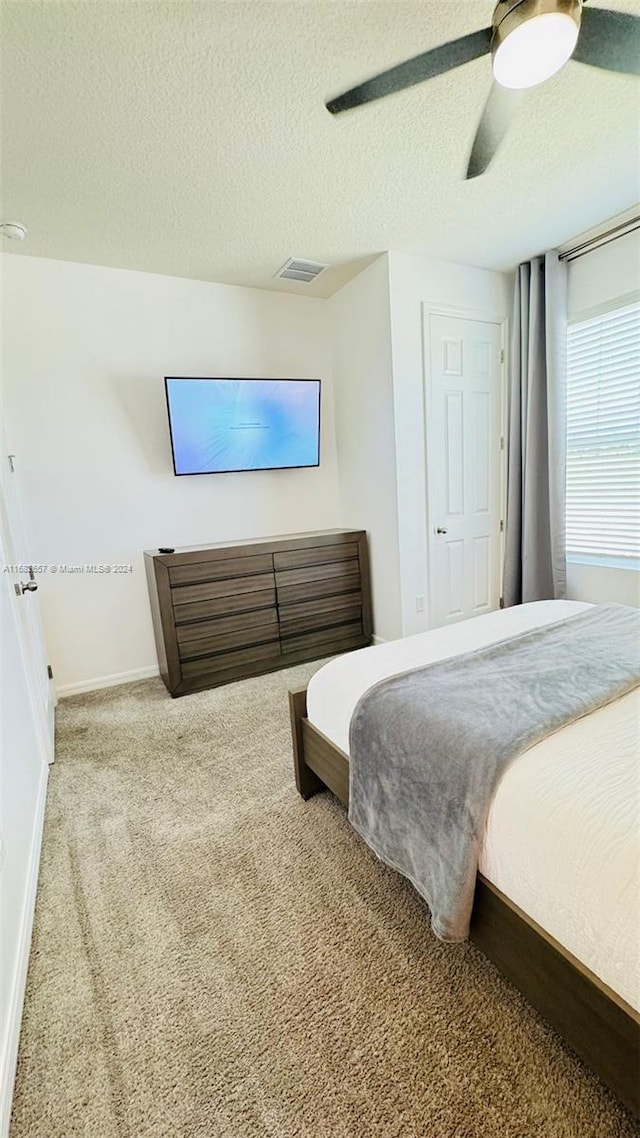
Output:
[144,529,373,697]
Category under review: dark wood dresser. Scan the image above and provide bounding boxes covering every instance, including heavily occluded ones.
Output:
[144,529,372,696]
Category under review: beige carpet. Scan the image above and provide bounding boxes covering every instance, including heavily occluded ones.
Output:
[10,663,639,1138]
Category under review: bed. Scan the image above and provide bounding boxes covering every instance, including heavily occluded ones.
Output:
[289,600,640,1117]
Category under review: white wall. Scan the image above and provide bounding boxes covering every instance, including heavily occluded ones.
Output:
[328,255,402,641]
[1,254,342,692]
[386,252,511,634]
[566,229,640,606]
[564,561,639,607]
[567,228,639,316]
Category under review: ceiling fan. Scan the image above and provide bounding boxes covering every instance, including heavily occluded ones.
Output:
[325,0,640,178]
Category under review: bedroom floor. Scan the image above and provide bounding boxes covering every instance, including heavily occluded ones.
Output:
[10,664,638,1138]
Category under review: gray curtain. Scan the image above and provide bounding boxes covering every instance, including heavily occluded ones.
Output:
[503,251,567,607]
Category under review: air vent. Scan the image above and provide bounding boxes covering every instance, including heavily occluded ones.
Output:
[275,258,328,283]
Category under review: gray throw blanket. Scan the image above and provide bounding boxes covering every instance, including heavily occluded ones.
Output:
[348,604,640,942]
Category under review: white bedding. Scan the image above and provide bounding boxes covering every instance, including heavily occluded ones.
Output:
[306,601,640,1010]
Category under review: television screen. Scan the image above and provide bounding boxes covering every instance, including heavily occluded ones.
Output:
[164,377,321,475]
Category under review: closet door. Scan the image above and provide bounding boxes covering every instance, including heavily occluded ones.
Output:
[427,312,503,628]
[0,515,49,1134]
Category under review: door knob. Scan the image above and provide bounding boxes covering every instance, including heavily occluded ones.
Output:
[435,527,448,535]
[20,580,38,594]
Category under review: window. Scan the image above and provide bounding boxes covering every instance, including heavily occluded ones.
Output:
[566,300,640,567]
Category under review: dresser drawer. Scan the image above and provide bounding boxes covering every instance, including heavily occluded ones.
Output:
[279,593,362,638]
[273,542,358,572]
[181,640,282,680]
[276,567,361,607]
[168,553,273,588]
[280,620,364,657]
[177,609,278,659]
[275,559,358,590]
[172,587,276,625]
[171,572,274,607]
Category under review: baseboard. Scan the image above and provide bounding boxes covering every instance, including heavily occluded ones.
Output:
[0,762,49,1138]
[56,664,160,699]
[372,635,388,645]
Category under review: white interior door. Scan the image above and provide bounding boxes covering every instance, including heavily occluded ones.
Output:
[0,510,49,1137]
[0,451,55,763]
[426,312,503,628]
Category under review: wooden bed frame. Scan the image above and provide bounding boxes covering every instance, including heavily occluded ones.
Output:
[289,686,640,1119]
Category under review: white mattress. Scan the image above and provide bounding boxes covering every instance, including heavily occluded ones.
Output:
[306,601,640,1010]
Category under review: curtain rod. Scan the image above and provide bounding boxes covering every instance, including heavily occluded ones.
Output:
[558,215,640,263]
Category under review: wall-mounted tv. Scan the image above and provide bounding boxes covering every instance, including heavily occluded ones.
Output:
[164,377,321,475]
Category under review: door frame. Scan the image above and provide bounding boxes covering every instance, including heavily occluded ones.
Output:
[421,301,509,628]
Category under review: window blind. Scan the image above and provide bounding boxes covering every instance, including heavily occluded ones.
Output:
[566,300,640,563]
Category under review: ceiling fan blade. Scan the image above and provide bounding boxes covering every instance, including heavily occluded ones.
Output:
[573,7,640,76]
[466,84,524,180]
[326,27,492,114]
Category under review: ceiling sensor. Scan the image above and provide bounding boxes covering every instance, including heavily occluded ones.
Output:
[276,258,328,283]
[0,221,27,240]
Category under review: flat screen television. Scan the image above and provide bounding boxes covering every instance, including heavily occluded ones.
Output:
[164,377,321,475]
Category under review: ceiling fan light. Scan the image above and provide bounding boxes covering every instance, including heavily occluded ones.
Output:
[493,12,580,90]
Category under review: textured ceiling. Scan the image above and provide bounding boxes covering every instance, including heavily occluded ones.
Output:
[1,0,639,297]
